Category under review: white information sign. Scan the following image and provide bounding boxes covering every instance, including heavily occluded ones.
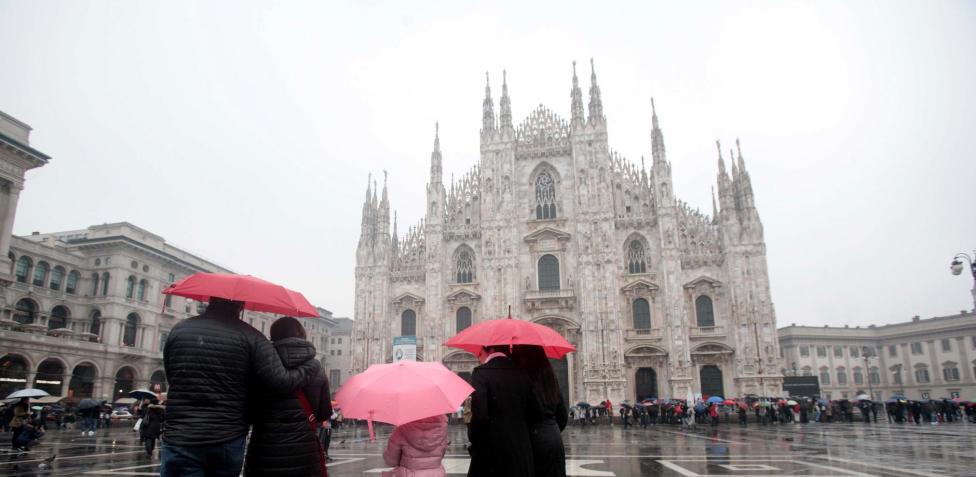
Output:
[393,335,417,362]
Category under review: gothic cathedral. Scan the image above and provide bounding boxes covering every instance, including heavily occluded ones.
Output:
[352,60,784,403]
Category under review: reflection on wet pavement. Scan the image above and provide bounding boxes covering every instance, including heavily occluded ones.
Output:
[2,420,974,476]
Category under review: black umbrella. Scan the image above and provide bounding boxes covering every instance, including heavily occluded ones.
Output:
[77,399,102,410]
[576,402,592,408]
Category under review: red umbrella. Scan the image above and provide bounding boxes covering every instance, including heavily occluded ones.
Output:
[162,273,318,317]
[444,314,575,358]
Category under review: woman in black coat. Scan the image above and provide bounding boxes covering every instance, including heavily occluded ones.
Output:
[244,317,332,477]
[141,400,165,457]
[514,345,568,477]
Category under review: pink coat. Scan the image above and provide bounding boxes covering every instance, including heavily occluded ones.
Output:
[382,414,448,477]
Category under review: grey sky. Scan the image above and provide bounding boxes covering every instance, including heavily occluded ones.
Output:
[1,1,974,325]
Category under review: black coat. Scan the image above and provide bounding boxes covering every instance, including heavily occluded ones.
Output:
[467,356,542,477]
[245,338,332,476]
[530,390,568,477]
[162,310,321,447]
[140,404,165,439]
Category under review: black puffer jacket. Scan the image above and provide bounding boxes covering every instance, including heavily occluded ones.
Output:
[163,309,321,447]
[244,337,332,476]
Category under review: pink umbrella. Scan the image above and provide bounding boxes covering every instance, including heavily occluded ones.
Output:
[335,360,473,441]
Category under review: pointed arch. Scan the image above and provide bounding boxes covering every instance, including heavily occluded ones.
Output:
[529,162,561,220]
[623,233,650,274]
[453,245,476,284]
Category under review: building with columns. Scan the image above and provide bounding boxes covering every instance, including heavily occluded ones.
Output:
[0,111,335,403]
[352,61,784,404]
[778,311,976,401]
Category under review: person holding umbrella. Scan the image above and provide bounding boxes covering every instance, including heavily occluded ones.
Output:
[141,398,165,458]
[513,345,568,477]
[160,290,322,477]
[244,317,332,477]
[9,397,30,450]
[467,345,542,477]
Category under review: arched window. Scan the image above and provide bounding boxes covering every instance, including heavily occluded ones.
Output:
[695,295,715,327]
[137,279,148,301]
[66,270,80,294]
[819,367,831,385]
[13,299,36,324]
[125,276,136,299]
[50,266,65,290]
[627,240,647,274]
[632,298,651,330]
[15,256,31,283]
[401,310,416,336]
[455,248,474,284]
[836,367,847,385]
[90,310,102,337]
[456,307,472,333]
[32,261,49,287]
[101,272,110,296]
[91,273,100,296]
[49,305,70,330]
[123,313,139,347]
[534,171,557,219]
[537,254,560,291]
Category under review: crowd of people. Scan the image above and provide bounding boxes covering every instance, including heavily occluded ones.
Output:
[568,396,976,428]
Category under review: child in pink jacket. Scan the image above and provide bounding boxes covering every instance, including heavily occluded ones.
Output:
[382,414,448,477]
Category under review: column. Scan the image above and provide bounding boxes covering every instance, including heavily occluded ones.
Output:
[0,183,21,258]
[61,372,71,398]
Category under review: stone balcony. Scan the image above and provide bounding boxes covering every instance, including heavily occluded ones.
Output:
[689,325,726,338]
[523,288,576,311]
[624,328,663,341]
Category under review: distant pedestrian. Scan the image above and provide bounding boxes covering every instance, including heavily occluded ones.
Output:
[141,399,165,457]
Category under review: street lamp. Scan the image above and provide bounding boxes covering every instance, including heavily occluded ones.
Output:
[861,347,874,400]
[950,251,976,312]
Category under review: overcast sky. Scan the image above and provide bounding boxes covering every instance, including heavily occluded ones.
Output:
[1,1,974,326]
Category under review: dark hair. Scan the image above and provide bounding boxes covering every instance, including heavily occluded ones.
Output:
[206,297,244,317]
[270,316,306,341]
[513,345,561,407]
[484,345,509,355]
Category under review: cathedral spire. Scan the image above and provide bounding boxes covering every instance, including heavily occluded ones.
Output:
[587,58,604,124]
[391,210,399,250]
[482,71,496,134]
[499,70,512,130]
[430,122,442,184]
[570,60,585,127]
[650,98,666,164]
[717,140,727,176]
[381,170,388,206]
[712,186,719,218]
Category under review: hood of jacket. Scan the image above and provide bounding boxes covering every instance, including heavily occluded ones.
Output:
[398,414,447,453]
[273,337,316,368]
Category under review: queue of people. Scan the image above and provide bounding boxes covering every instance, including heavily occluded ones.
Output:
[567,396,976,428]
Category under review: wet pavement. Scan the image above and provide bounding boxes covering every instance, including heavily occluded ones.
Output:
[2,419,975,476]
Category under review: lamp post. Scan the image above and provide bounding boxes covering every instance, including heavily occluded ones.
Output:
[861,347,874,400]
[950,251,976,312]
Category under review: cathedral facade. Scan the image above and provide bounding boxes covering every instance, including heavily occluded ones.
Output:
[352,61,784,403]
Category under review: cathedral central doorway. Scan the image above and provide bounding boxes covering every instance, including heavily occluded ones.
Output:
[700,365,724,398]
[635,367,658,400]
[549,357,569,402]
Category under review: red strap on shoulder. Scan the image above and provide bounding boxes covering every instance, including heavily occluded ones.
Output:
[296,390,329,477]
